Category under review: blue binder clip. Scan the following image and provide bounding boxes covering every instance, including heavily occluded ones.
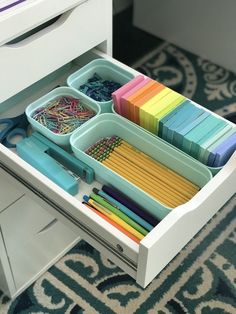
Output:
[16,132,94,195]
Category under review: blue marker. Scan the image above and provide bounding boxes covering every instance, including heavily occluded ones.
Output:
[93,188,153,231]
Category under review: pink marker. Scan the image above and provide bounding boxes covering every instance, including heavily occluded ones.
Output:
[112,75,145,114]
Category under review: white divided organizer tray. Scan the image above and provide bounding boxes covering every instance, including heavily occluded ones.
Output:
[0,0,235,300]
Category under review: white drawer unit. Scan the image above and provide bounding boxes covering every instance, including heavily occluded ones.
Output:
[0,0,235,299]
[0,0,112,103]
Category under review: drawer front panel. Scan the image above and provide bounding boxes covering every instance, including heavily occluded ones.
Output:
[0,168,24,213]
[0,0,85,46]
[0,0,111,102]
[0,195,77,290]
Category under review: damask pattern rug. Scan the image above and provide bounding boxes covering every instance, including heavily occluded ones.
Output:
[1,42,236,313]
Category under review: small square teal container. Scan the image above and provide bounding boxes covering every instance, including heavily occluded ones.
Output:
[25,87,100,146]
[67,59,134,113]
[70,114,212,220]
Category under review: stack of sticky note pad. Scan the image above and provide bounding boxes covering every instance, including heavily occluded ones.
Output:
[112,75,236,167]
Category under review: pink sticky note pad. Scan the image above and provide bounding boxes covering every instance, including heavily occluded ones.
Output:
[112,75,145,114]
[120,77,152,119]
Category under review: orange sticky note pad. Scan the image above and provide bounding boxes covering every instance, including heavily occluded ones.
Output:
[121,78,151,119]
[134,82,165,124]
[125,80,157,122]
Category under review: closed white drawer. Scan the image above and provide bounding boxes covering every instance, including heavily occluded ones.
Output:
[0,0,111,102]
[0,168,24,212]
[0,0,85,46]
[0,49,235,288]
[0,195,77,290]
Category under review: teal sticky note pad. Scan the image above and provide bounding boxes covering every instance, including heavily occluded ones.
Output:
[173,111,210,149]
[182,115,223,155]
[191,120,227,159]
[160,100,191,139]
[198,124,232,163]
[166,103,203,143]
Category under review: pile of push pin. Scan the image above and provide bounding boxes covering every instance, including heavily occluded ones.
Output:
[79,73,121,102]
[32,96,95,134]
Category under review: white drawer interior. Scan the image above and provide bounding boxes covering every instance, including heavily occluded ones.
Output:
[0,49,235,288]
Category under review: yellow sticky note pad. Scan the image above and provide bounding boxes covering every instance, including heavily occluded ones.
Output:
[148,92,185,133]
[153,95,186,133]
[140,88,171,129]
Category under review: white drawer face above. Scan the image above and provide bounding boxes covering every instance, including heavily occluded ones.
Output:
[0,0,87,46]
[0,50,235,289]
[0,0,111,102]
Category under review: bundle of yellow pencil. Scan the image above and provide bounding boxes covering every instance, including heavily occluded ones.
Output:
[86,136,200,208]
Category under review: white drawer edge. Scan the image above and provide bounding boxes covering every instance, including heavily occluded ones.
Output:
[0,145,139,267]
[137,152,236,287]
[0,0,87,46]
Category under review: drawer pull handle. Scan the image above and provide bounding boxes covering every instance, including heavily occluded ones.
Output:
[116,244,124,253]
[4,0,89,48]
[37,218,58,235]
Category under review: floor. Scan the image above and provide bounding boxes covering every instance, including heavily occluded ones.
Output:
[113,7,163,65]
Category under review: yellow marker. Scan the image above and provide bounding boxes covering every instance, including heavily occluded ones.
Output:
[88,198,144,240]
[139,88,171,129]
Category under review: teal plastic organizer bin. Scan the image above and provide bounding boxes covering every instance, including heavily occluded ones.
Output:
[111,103,227,175]
[67,59,134,113]
[26,87,100,146]
[70,114,212,220]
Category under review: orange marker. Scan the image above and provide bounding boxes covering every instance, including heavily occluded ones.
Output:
[83,202,140,243]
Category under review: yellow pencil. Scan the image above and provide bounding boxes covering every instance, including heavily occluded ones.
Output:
[119,141,199,194]
[115,144,198,199]
[110,151,189,203]
[88,198,144,240]
[102,159,177,207]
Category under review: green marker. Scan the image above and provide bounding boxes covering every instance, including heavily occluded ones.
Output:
[89,192,148,236]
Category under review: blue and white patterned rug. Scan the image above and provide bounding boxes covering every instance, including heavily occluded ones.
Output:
[1,42,236,314]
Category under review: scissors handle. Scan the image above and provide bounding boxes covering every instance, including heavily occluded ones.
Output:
[3,128,27,148]
[0,119,15,142]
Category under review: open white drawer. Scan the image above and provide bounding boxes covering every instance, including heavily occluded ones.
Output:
[0,0,112,103]
[0,49,235,288]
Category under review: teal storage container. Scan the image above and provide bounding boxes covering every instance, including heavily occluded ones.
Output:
[67,59,134,113]
[26,87,100,146]
[70,114,212,220]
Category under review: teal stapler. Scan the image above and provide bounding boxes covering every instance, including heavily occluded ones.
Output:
[16,132,94,195]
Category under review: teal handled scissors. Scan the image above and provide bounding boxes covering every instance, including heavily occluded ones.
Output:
[0,113,29,148]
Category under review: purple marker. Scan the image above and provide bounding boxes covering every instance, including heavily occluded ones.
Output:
[102,185,159,226]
